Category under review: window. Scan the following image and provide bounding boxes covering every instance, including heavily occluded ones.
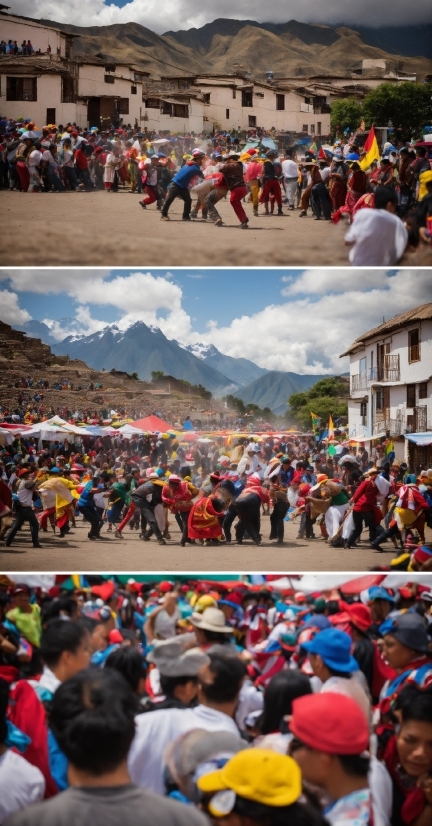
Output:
[302,124,308,132]
[7,77,37,101]
[62,77,75,103]
[317,121,322,135]
[406,384,416,408]
[131,85,137,94]
[376,389,384,411]
[145,97,160,108]
[173,103,188,118]
[311,124,315,133]
[203,93,211,104]
[226,108,230,119]
[161,101,172,115]
[360,400,367,425]
[359,356,367,374]
[104,64,116,72]
[248,115,257,127]
[418,382,428,399]
[232,87,237,99]
[408,329,420,362]
[242,89,253,107]
[46,108,56,125]
[276,93,285,110]
[104,75,115,84]
[118,98,129,115]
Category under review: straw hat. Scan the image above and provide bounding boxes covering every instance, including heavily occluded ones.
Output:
[190,607,232,634]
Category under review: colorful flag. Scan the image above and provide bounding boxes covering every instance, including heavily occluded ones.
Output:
[317,146,327,160]
[311,411,321,431]
[359,125,380,171]
[328,415,334,439]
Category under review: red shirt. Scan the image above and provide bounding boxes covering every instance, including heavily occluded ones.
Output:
[74,147,88,169]
[351,478,377,512]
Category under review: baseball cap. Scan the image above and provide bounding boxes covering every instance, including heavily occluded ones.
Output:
[301,628,359,672]
[290,693,369,754]
[380,612,429,654]
[197,749,302,808]
[368,586,395,604]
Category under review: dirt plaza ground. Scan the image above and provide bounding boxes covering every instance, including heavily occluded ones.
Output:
[1,511,421,574]
[1,188,349,267]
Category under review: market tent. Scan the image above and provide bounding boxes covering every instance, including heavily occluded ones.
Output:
[132,415,173,433]
[0,428,14,446]
[405,432,432,447]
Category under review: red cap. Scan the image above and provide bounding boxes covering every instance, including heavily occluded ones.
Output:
[291,693,369,754]
[159,580,173,593]
[108,629,123,645]
[339,601,372,632]
[291,472,303,484]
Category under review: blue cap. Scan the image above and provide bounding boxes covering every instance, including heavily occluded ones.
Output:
[368,586,395,603]
[303,615,331,631]
[301,628,359,673]
[48,467,60,473]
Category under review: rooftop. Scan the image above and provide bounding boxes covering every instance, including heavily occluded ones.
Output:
[340,303,432,356]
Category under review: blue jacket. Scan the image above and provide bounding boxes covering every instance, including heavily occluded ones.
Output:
[172,163,203,189]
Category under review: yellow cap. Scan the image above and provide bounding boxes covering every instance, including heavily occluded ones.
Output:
[197,749,302,807]
[195,594,217,613]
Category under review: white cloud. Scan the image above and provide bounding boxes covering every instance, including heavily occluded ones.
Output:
[281,269,392,296]
[43,305,107,340]
[2,269,431,377]
[202,271,432,374]
[0,269,111,294]
[9,0,431,32]
[0,291,31,325]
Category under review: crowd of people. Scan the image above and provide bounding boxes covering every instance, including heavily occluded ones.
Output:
[0,573,431,824]
[1,118,431,264]
[0,429,430,562]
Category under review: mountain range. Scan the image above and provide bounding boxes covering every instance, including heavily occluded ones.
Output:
[38,17,432,79]
[236,370,330,416]
[16,319,329,412]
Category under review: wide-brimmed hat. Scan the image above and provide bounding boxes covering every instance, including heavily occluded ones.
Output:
[147,636,210,677]
[190,607,232,634]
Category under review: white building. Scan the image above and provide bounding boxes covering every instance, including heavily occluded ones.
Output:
[160,73,331,136]
[341,303,432,463]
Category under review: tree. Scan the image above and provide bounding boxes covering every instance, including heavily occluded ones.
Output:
[330,98,362,134]
[130,372,139,380]
[151,371,164,382]
[362,82,432,142]
[287,377,349,428]
[225,394,246,415]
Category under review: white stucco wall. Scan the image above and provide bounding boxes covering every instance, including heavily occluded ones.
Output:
[0,72,76,125]
[1,16,68,56]
[195,83,330,134]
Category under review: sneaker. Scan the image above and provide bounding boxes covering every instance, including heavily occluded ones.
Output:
[139,202,146,209]
[240,221,248,229]
[88,532,96,541]
[160,215,170,221]
[158,538,167,545]
[114,530,123,539]
[253,209,258,216]
[277,209,284,215]
[214,217,223,226]
[299,211,307,217]
[107,526,113,532]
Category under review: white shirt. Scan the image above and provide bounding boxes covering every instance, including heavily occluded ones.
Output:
[28,150,42,167]
[235,680,263,729]
[369,756,393,826]
[0,749,45,823]
[38,665,61,694]
[345,209,408,266]
[282,159,298,178]
[16,482,34,507]
[128,704,240,794]
[320,166,331,182]
[321,674,371,723]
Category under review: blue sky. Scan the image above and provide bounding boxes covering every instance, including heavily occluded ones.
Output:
[0,269,429,375]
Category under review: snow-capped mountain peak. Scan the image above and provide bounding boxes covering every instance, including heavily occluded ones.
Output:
[179,341,218,360]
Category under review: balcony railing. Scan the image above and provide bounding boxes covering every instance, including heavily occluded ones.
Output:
[372,405,428,436]
[351,354,400,393]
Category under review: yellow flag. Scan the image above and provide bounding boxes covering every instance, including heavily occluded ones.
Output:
[328,415,334,438]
